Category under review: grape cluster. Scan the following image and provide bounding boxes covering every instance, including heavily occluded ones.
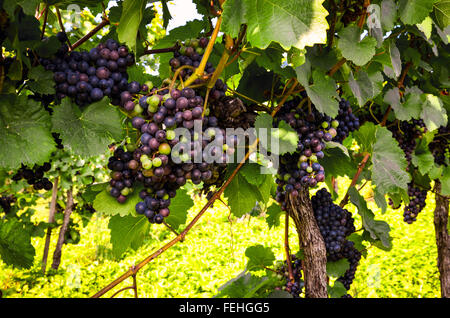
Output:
[40,34,138,107]
[390,119,426,168]
[403,182,427,224]
[311,189,355,257]
[107,147,139,204]
[277,254,304,298]
[311,188,360,290]
[12,163,53,191]
[273,95,355,209]
[0,195,15,213]
[429,126,449,167]
[333,99,360,143]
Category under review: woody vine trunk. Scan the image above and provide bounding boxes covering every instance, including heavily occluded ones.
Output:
[434,180,450,298]
[286,188,328,298]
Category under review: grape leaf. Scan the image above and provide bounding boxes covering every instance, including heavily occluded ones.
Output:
[240,163,266,186]
[51,98,124,158]
[348,70,383,107]
[221,0,329,50]
[117,0,146,52]
[27,65,56,95]
[381,0,398,32]
[304,70,339,117]
[353,122,377,154]
[412,132,437,175]
[399,0,436,25]
[216,271,273,298]
[0,94,56,170]
[265,204,283,229]
[165,188,194,230]
[338,26,377,66]
[328,281,348,298]
[420,94,448,131]
[93,185,144,217]
[224,172,260,217]
[432,0,450,30]
[271,120,299,155]
[0,219,35,269]
[372,126,410,194]
[326,259,350,278]
[245,245,275,272]
[349,188,392,249]
[108,214,150,258]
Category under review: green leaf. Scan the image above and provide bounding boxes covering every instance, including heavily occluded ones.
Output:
[0,94,56,170]
[440,166,450,195]
[412,132,437,175]
[236,62,275,103]
[265,204,283,229]
[245,245,275,271]
[81,182,108,203]
[417,16,434,39]
[272,120,299,155]
[240,163,266,186]
[51,98,124,157]
[221,0,329,50]
[326,259,350,278]
[328,281,348,298]
[3,0,40,17]
[348,70,383,107]
[224,172,260,217]
[349,188,392,249]
[305,70,339,117]
[27,65,56,95]
[117,0,146,52]
[108,214,150,258]
[432,0,450,29]
[391,87,424,121]
[353,122,377,154]
[338,26,377,66]
[93,185,144,217]
[320,146,356,178]
[399,0,437,25]
[381,0,398,32]
[216,271,273,298]
[0,219,35,269]
[372,126,411,195]
[165,188,194,230]
[420,94,448,131]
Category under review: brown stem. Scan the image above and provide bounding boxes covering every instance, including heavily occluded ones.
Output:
[162,220,181,237]
[40,6,49,40]
[327,58,347,76]
[380,106,391,127]
[41,176,59,274]
[357,0,371,29]
[398,61,412,89]
[327,0,337,47]
[339,152,371,207]
[91,140,259,298]
[55,6,72,50]
[284,211,294,282]
[434,180,450,297]
[271,79,300,117]
[70,19,110,51]
[51,188,74,270]
[143,45,179,55]
[287,189,328,298]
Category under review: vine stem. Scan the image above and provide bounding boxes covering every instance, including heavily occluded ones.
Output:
[70,18,110,51]
[357,0,371,29]
[92,139,259,298]
[327,58,347,76]
[41,176,59,274]
[40,5,49,40]
[339,152,371,208]
[183,15,223,87]
[55,6,72,50]
[271,79,300,117]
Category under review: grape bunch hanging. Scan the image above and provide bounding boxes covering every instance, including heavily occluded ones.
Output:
[105,38,235,224]
[311,188,361,291]
[274,254,304,298]
[12,163,53,191]
[273,94,360,210]
[39,33,139,107]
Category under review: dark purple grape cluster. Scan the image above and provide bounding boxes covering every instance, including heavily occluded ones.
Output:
[107,147,139,204]
[311,188,355,257]
[273,96,338,209]
[0,195,15,213]
[390,119,426,168]
[311,188,360,291]
[403,182,427,224]
[333,99,360,143]
[277,254,304,298]
[335,241,361,290]
[429,125,449,167]
[40,35,138,107]
[12,162,53,191]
